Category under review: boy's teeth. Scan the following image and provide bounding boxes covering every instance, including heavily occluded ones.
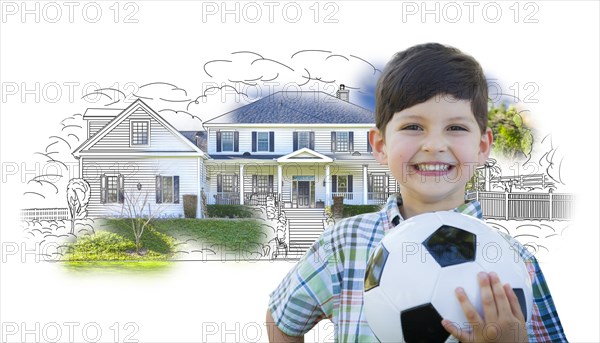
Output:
[416,164,449,171]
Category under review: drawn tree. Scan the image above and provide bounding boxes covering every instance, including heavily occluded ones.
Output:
[119,190,167,255]
[66,178,91,234]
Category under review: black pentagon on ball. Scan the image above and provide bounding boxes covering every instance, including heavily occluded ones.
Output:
[513,288,527,319]
[364,244,389,292]
[400,303,449,343]
[423,225,476,267]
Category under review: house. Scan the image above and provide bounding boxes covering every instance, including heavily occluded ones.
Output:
[72,100,208,218]
[72,86,398,218]
[203,86,396,209]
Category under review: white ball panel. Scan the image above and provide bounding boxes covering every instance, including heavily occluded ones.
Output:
[363,287,405,342]
[431,262,485,326]
[380,242,442,311]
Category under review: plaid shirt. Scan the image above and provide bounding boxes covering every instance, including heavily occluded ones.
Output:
[268,194,567,342]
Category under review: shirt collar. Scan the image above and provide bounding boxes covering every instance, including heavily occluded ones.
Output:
[383,193,483,233]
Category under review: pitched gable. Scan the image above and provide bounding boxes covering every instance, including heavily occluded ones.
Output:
[73,100,204,157]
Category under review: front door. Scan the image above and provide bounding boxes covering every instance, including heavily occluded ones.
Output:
[297,181,310,207]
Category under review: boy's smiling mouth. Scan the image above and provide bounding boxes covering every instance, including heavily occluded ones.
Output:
[411,162,455,175]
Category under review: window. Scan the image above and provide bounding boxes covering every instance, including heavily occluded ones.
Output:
[217,174,238,193]
[331,131,354,152]
[257,132,269,152]
[252,175,274,193]
[156,175,179,204]
[106,176,119,203]
[337,175,348,193]
[100,174,124,204]
[369,174,387,200]
[221,131,234,152]
[294,131,314,150]
[336,132,349,151]
[298,131,310,149]
[130,120,149,146]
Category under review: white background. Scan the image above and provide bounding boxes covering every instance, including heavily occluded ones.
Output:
[1,1,599,342]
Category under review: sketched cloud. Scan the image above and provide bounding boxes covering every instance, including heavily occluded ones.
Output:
[23,113,86,207]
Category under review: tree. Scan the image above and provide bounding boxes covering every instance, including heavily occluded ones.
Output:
[118,190,167,255]
[488,103,534,160]
[66,178,91,234]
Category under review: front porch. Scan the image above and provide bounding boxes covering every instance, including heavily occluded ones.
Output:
[207,167,396,208]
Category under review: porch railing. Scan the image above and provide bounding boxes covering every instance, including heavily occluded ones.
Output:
[331,192,354,201]
[244,192,277,206]
[213,192,240,205]
[368,192,394,204]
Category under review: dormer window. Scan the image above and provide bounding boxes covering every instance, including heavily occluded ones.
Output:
[130,120,150,146]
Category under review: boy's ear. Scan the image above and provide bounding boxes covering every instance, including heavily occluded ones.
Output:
[478,127,494,165]
[369,127,388,165]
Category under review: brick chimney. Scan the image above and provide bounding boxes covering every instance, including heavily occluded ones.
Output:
[336,84,349,102]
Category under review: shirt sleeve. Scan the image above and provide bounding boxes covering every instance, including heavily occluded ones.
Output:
[268,234,336,337]
[504,233,568,342]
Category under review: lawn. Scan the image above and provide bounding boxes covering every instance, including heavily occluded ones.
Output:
[63,217,271,269]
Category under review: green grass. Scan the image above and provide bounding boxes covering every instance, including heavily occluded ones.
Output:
[206,205,258,218]
[150,218,268,251]
[63,218,269,270]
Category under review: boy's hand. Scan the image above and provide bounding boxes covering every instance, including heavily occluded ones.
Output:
[441,272,528,343]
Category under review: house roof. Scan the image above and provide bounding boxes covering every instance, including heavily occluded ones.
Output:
[72,99,205,158]
[204,91,375,125]
[83,108,123,119]
[179,131,207,152]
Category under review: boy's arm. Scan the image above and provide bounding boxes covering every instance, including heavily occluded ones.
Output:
[266,309,304,343]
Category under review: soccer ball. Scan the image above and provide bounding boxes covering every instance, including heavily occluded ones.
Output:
[363,211,533,343]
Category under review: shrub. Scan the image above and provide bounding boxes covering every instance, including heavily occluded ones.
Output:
[343,205,382,218]
[206,205,257,218]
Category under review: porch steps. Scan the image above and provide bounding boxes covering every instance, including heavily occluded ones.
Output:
[283,208,326,258]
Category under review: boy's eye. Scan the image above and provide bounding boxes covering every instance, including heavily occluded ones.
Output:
[401,124,422,131]
[448,125,468,131]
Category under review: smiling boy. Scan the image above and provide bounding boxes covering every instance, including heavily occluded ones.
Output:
[266,43,567,342]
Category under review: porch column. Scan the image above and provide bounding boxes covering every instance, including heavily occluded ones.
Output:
[239,164,244,205]
[363,164,368,205]
[277,164,283,198]
[325,164,330,206]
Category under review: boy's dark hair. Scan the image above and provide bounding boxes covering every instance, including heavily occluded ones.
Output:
[375,43,488,135]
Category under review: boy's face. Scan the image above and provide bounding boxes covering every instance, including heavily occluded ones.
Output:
[370,95,493,210]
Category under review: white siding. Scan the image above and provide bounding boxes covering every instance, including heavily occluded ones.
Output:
[82,157,200,218]
[90,107,195,152]
[207,127,373,156]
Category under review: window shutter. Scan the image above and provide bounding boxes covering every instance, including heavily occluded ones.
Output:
[252,132,257,152]
[118,174,125,204]
[174,176,179,204]
[349,131,354,151]
[368,175,373,193]
[269,131,275,152]
[216,131,222,152]
[100,174,106,204]
[348,175,353,192]
[234,131,239,152]
[156,175,163,203]
[293,132,298,151]
[233,174,239,192]
[367,131,372,152]
[332,175,337,192]
[217,174,222,193]
[309,132,315,150]
[331,132,336,152]
[268,175,274,193]
[252,175,257,192]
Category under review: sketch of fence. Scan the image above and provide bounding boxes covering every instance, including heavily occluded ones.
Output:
[467,191,573,220]
[20,208,70,221]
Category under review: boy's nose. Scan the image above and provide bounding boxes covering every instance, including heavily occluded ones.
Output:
[421,134,448,152]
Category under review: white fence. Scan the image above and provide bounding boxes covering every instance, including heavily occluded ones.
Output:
[20,208,70,221]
